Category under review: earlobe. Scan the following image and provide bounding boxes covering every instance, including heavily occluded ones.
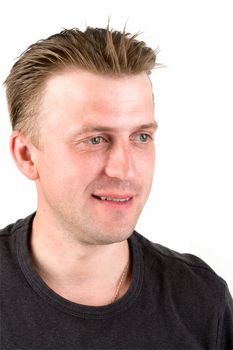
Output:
[10,131,39,180]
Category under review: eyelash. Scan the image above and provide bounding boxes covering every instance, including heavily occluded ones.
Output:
[85,136,107,145]
[83,133,152,146]
[134,133,152,143]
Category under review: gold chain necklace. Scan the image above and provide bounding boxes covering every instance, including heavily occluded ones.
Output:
[111,260,130,303]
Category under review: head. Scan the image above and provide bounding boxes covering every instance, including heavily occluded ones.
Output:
[5,25,159,244]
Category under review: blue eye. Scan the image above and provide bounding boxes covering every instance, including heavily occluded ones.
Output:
[87,136,106,145]
[136,134,150,142]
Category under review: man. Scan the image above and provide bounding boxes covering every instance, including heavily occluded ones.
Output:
[1,25,232,349]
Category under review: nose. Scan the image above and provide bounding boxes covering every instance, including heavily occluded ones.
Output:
[104,141,136,181]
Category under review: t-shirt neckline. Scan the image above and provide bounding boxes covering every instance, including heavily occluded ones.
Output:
[16,213,144,319]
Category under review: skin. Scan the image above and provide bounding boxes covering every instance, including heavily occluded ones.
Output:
[10,69,157,305]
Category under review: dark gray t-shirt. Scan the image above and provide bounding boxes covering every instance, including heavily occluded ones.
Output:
[1,213,233,349]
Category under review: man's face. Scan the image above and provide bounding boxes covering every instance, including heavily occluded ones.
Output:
[33,70,157,245]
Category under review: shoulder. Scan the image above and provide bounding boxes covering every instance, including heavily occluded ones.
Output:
[0,214,35,286]
[133,231,227,293]
[0,213,35,249]
[0,222,17,238]
[133,232,233,346]
[133,231,231,323]
[0,213,35,234]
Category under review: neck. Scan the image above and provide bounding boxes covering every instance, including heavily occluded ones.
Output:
[30,213,132,306]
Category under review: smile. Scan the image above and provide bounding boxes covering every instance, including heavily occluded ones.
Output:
[94,196,131,202]
[92,194,133,205]
[93,195,131,202]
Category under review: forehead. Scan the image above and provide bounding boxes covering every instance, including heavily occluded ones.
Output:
[40,69,154,133]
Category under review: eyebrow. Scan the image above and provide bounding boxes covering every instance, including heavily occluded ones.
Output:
[72,122,158,137]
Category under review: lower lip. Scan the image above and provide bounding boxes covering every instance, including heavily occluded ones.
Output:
[92,196,133,208]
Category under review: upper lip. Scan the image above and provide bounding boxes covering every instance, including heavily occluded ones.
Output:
[92,193,134,199]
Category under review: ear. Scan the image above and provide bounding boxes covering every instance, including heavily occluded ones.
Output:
[10,131,39,180]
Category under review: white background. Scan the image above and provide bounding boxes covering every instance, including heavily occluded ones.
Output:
[0,0,232,293]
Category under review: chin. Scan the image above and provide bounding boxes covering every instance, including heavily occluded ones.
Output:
[94,226,135,245]
[73,215,138,245]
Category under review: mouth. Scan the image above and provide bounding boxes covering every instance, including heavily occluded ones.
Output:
[92,194,134,206]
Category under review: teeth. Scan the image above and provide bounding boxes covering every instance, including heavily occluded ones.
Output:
[100,196,130,202]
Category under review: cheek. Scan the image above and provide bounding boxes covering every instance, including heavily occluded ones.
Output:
[63,152,106,186]
[137,148,155,177]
